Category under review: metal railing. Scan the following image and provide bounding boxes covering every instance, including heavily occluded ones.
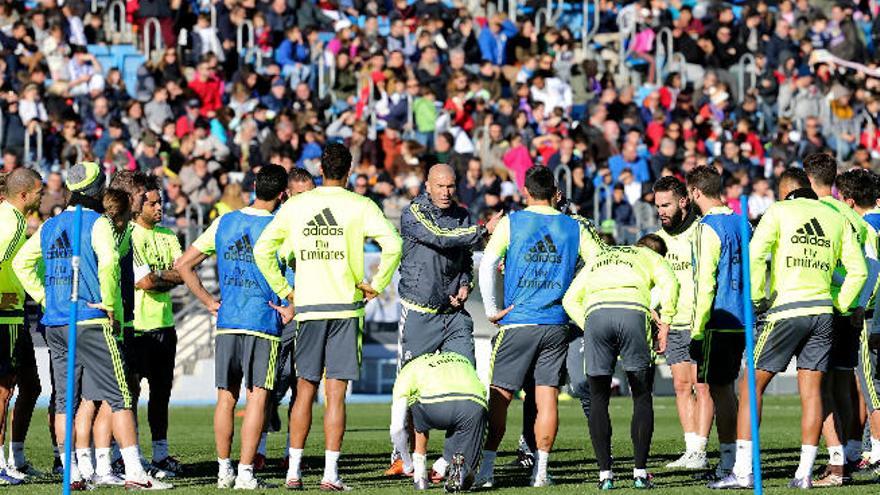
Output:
[182,202,206,248]
[106,0,132,44]
[654,27,674,84]
[473,124,491,169]
[581,0,600,54]
[0,106,4,148]
[555,164,572,202]
[616,5,638,86]
[236,20,254,55]
[857,110,876,151]
[592,183,612,225]
[317,52,337,101]
[24,125,43,169]
[737,53,757,103]
[143,17,164,62]
[535,0,564,32]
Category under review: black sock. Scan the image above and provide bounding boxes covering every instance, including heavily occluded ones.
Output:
[588,375,613,471]
[628,368,655,470]
[522,382,537,453]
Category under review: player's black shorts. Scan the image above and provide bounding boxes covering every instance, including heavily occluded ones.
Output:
[830,312,861,370]
[858,326,880,413]
[696,330,745,386]
[584,308,653,376]
[0,323,36,375]
[754,314,832,373]
[127,327,177,394]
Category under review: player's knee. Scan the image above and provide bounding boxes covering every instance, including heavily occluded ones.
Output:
[672,378,693,396]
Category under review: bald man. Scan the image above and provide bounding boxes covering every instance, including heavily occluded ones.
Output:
[385,164,500,478]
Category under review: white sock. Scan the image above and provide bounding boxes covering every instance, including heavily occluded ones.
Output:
[152,440,169,463]
[695,435,708,453]
[121,445,146,480]
[76,448,95,480]
[59,444,83,482]
[684,432,697,452]
[828,445,845,466]
[534,450,549,478]
[732,440,753,478]
[845,439,862,462]
[413,453,427,482]
[719,443,736,471]
[218,457,233,475]
[257,432,268,457]
[323,450,340,483]
[10,442,25,469]
[795,445,818,479]
[478,450,496,479]
[0,447,7,469]
[95,448,112,477]
[633,468,647,479]
[432,457,448,477]
[599,470,613,481]
[287,448,303,480]
[871,437,880,463]
[237,463,254,482]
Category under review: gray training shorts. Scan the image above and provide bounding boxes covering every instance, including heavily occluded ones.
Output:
[489,324,568,391]
[410,399,487,475]
[584,308,653,377]
[397,305,475,368]
[664,328,693,366]
[753,314,832,374]
[48,323,132,412]
[295,317,363,382]
[857,328,880,413]
[215,332,280,390]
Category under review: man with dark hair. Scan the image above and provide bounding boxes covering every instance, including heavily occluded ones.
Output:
[563,233,678,489]
[254,143,402,490]
[685,165,749,483]
[0,168,42,484]
[176,165,291,489]
[713,167,867,489]
[476,166,604,487]
[652,176,712,470]
[128,175,184,475]
[287,168,316,197]
[805,153,872,483]
[14,162,170,490]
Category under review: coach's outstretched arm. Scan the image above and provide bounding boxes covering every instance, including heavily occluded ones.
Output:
[253,201,295,301]
[12,225,46,306]
[837,225,869,313]
[402,202,499,250]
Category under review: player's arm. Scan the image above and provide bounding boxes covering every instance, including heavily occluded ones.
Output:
[562,269,589,331]
[478,217,510,321]
[837,224,869,313]
[401,202,485,249]
[649,250,679,325]
[92,216,121,320]
[362,200,403,294]
[389,363,416,471]
[690,223,721,340]
[0,210,24,265]
[748,205,778,306]
[12,225,45,306]
[175,218,220,313]
[254,203,295,301]
[576,217,605,261]
[857,228,880,310]
[134,235,184,292]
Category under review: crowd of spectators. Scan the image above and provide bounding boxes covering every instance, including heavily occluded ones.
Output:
[1,0,880,244]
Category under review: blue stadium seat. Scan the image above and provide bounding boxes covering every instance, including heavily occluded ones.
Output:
[88,44,110,56]
[110,44,140,70]
[123,53,147,98]
[317,32,336,44]
[96,54,116,75]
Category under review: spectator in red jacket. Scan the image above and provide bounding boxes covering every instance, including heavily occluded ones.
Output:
[188,61,223,117]
[175,99,201,138]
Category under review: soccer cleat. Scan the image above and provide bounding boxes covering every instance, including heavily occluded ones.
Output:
[597,478,614,490]
[253,453,266,472]
[234,476,275,489]
[124,474,173,490]
[531,473,554,487]
[707,473,754,489]
[7,463,45,480]
[854,460,880,479]
[414,477,429,490]
[445,453,465,493]
[0,469,23,486]
[683,451,707,469]
[320,478,352,491]
[385,458,407,477]
[633,476,654,489]
[666,452,691,468]
[787,476,812,489]
[812,466,845,488]
[473,475,493,489]
[92,472,126,486]
[69,479,93,491]
[151,456,182,477]
[218,471,237,489]
[285,478,304,490]
[430,469,445,484]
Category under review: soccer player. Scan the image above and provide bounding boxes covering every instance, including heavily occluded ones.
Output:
[563,234,678,489]
[653,176,712,469]
[254,143,403,490]
[0,169,42,484]
[13,162,169,490]
[389,352,487,492]
[710,168,867,489]
[805,153,872,483]
[686,165,748,479]
[129,176,184,474]
[476,166,603,487]
[386,163,499,478]
[176,164,291,489]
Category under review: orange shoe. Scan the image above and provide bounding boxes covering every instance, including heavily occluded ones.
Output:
[385,459,410,477]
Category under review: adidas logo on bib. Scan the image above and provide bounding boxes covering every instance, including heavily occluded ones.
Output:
[525,234,562,263]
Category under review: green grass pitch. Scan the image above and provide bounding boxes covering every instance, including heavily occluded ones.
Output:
[16,395,880,492]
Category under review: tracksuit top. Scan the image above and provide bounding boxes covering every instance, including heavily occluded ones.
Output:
[212,209,283,337]
[865,208,880,236]
[0,202,27,325]
[40,209,108,326]
[654,208,700,331]
[500,210,580,326]
[750,198,867,323]
[820,196,875,314]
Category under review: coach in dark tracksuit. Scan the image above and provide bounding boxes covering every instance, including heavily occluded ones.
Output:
[396,164,500,368]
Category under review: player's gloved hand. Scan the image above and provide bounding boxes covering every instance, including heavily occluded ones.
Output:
[869,333,880,351]
[688,338,703,362]
[753,298,770,316]
[850,307,866,329]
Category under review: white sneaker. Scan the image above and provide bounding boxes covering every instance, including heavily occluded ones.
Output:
[474,474,494,489]
[682,451,708,469]
[531,473,554,487]
[7,463,44,480]
[218,470,236,489]
[124,474,173,490]
[91,472,126,486]
[666,451,691,468]
[234,475,274,489]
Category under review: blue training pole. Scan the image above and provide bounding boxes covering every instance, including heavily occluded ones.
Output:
[62,205,84,495]
[739,195,763,493]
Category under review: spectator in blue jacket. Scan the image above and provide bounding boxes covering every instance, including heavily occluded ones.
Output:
[608,142,651,183]
[477,15,517,66]
[275,26,311,87]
